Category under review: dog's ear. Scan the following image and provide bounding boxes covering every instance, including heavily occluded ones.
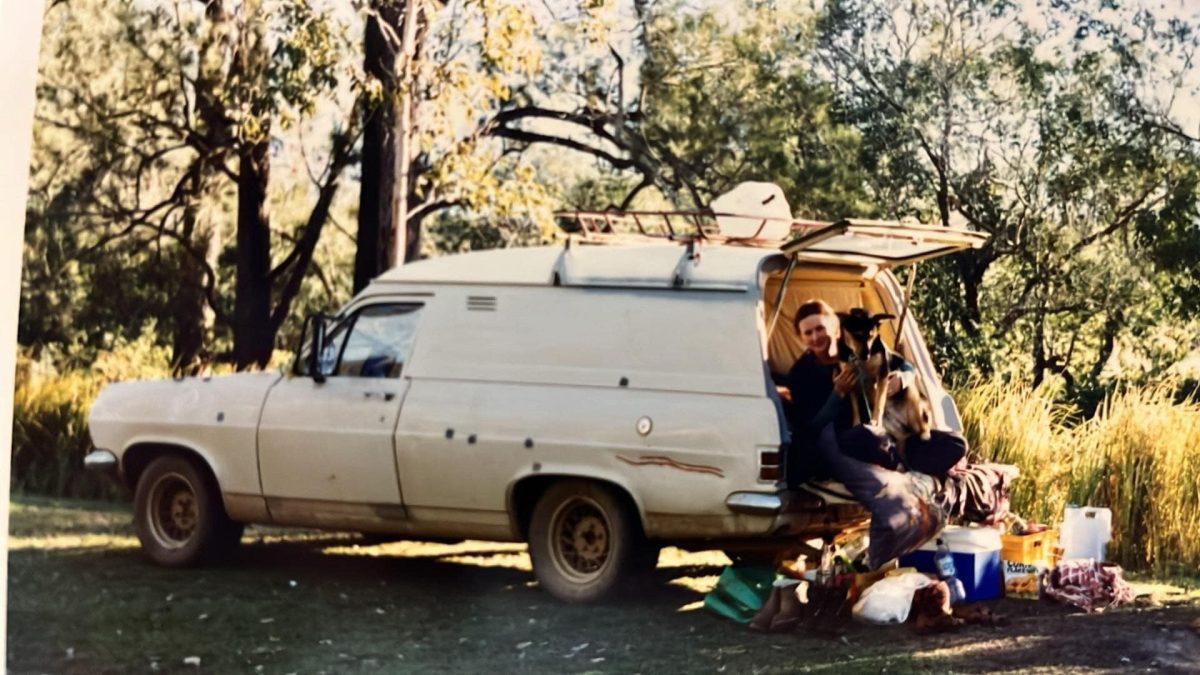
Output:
[872,313,896,323]
[836,312,851,323]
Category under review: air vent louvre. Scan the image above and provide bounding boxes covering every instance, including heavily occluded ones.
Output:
[466,295,497,311]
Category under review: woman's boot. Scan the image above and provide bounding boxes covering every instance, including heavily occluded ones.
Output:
[749,585,782,632]
[769,581,807,632]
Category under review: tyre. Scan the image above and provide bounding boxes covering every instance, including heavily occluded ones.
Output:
[528,480,644,603]
[133,455,242,566]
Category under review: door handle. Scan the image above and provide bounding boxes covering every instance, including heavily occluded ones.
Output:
[363,391,396,402]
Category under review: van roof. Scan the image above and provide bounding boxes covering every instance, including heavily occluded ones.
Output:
[373,242,790,291]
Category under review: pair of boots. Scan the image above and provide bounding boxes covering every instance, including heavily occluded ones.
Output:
[749,581,809,633]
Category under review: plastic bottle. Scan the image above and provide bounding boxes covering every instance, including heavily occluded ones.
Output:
[934,538,966,605]
[817,544,835,587]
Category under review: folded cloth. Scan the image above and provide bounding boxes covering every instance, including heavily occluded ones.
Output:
[1042,560,1136,612]
[941,463,1019,526]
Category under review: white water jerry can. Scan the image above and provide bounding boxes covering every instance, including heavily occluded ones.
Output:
[1059,506,1112,562]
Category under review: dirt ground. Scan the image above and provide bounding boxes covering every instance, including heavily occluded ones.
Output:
[7,497,1200,674]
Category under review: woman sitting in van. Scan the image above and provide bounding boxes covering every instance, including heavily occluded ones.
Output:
[782,299,911,486]
[783,298,952,568]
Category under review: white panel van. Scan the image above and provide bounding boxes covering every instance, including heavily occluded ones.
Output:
[87,214,985,602]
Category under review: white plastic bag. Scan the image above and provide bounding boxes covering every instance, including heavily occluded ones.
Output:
[851,572,933,625]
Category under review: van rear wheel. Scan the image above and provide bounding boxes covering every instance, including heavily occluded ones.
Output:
[528,480,643,603]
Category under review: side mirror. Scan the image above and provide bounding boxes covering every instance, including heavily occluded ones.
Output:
[296,313,328,383]
[309,313,327,383]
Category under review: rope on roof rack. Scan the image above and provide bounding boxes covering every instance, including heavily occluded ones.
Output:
[553,209,828,245]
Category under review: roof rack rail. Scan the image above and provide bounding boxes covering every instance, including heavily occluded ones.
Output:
[553,209,829,245]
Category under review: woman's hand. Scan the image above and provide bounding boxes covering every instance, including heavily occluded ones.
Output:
[775,384,793,403]
[832,366,857,397]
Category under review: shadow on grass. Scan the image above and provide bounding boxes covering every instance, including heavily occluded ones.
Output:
[9,503,1200,674]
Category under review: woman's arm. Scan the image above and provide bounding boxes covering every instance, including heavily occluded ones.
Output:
[788,362,855,432]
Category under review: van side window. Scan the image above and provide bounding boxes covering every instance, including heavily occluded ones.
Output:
[328,304,423,378]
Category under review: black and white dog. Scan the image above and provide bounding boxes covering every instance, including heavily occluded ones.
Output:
[836,308,932,452]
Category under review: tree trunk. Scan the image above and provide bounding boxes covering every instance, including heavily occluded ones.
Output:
[1089,309,1123,384]
[392,0,422,267]
[234,139,273,369]
[170,177,207,372]
[955,252,984,339]
[354,4,401,293]
[403,203,422,262]
[172,255,207,373]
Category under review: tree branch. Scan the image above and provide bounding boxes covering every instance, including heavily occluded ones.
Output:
[269,131,355,332]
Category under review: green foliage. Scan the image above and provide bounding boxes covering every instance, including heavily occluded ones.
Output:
[636,0,873,216]
[814,0,1200,399]
[26,0,357,368]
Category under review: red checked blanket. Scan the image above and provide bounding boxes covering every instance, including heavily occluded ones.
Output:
[1042,560,1136,612]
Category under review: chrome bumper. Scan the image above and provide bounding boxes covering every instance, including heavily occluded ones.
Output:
[84,449,119,477]
[726,488,870,539]
[724,491,783,515]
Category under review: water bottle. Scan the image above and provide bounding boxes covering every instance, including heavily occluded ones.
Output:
[934,538,966,605]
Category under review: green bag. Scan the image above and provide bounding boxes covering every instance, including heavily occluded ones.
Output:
[704,565,777,624]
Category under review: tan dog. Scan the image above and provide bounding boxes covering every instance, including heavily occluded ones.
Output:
[836,309,932,453]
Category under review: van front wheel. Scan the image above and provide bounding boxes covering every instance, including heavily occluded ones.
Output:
[133,455,242,566]
[528,480,641,603]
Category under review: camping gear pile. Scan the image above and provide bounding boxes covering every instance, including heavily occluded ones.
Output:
[705,503,1137,634]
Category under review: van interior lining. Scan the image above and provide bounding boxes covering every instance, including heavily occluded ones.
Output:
[762,264,901,378]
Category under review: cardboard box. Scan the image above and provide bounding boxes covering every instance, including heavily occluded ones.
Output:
[1002,559,1045,599]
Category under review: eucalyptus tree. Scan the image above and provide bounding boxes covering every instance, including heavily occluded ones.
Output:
[487,0,872,217]
[28,0,356,369]
[354,0,561,289]
[814,0,1200,393]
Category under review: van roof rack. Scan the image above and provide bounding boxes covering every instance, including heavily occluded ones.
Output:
[553,209,829,245]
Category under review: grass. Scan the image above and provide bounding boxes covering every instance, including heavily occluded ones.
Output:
[8,496,1200,674]
[957,379,1200,576]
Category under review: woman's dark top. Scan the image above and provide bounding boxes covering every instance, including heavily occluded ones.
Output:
[783,352,848,485]
[783,350,912,486]
[786,352,854,440]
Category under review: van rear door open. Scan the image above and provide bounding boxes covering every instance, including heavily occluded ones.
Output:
[780,219,986,267]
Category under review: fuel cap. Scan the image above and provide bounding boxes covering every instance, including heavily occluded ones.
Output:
[636,416,653,436]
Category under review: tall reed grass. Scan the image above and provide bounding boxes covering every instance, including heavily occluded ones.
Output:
[957,378,1200,576]
[12,366,115,498]
[11,333,175,499]
[11,336,291,499]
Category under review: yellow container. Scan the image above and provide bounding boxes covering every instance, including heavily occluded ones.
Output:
[1001,529,1057,566]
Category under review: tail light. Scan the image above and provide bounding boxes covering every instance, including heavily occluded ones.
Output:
[759,448,781,481]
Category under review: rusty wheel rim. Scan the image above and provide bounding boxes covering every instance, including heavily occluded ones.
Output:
[146,472,198,550]
[548,496,612,583]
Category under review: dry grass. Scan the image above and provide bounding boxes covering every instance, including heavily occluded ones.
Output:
[10,369,110,498]
[957,379,1200,576]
